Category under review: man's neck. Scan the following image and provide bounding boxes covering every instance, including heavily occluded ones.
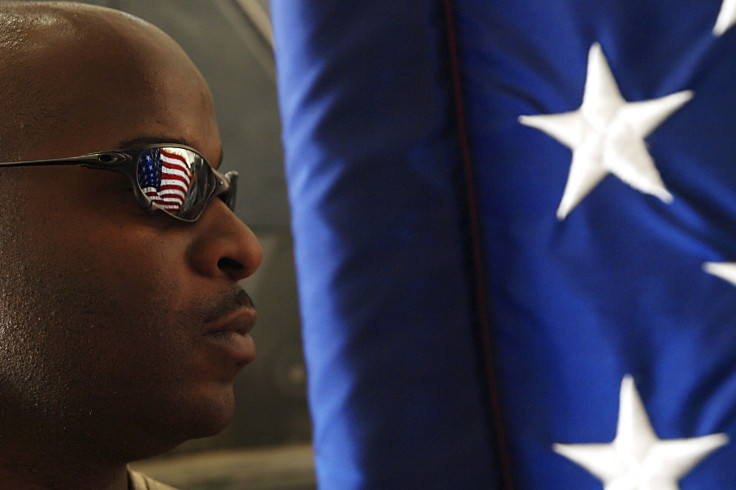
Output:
[0,447,130,490]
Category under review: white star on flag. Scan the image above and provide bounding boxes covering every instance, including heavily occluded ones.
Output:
[703,261,736,286]
[519,43,692,220]
[715,0,736,36]
[554,375,728,489]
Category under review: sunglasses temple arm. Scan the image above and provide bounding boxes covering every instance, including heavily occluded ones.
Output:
[0,159,91,168]
[0,152,132,169]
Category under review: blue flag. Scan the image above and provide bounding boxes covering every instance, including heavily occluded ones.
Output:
[272,1,736,488]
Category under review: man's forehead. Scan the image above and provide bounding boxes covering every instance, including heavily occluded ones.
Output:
[0,2,222,165]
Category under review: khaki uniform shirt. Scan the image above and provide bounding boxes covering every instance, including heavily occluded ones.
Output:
[128,468,178,490]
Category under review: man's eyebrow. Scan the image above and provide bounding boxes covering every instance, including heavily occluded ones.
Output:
[115,136,223,168]
[116,135,189,148]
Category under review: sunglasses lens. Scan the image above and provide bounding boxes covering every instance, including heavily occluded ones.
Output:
[136,147,212,220]
[220,171,238,210]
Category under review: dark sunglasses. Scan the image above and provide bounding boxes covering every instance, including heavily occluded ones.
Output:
[0,144,237,222]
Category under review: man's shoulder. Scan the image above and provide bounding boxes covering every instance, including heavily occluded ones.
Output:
[128,468,178,490]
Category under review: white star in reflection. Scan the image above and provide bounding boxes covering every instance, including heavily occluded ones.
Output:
[703,261,736,286]
[519,43,692,220]
[554,375,728,489]
[715,0,736,36]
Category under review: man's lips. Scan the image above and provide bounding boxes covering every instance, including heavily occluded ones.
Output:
[203,306,257,337]
[203,307,258,364]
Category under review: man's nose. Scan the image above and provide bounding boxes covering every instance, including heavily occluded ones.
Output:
[187,198,263,281]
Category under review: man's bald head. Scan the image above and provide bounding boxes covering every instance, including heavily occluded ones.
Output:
[0,4,263,487]
[0,1,218,162]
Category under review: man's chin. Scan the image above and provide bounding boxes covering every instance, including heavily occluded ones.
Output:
[133,387,237,457]
[176,388,237,438]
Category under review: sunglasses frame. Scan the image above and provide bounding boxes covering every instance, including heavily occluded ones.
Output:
[0,144,237,222]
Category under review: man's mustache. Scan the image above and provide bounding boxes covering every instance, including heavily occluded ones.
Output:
[201,288,255,324]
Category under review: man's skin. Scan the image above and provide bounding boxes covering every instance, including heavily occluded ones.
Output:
[0,2,263,489]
